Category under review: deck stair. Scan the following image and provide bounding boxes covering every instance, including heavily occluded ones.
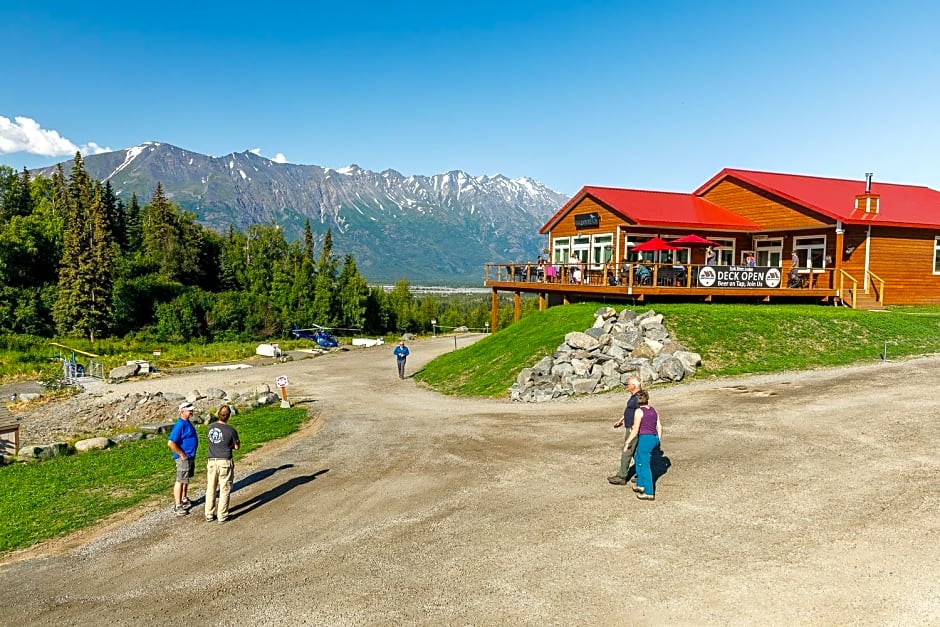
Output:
[847,290,886,311]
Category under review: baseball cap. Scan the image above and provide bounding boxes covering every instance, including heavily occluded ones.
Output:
[179,402,195,411]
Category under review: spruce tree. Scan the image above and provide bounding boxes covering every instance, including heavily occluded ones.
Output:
[311,229,337,324]
[53,153,95,338]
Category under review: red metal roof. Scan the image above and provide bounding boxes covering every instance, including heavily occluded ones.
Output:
[539,186,761,234]
[695,168,940,229]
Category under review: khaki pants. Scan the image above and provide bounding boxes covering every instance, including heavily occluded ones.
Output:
[205,459,235,521]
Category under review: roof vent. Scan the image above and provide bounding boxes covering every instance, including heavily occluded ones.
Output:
[854,173,880,214]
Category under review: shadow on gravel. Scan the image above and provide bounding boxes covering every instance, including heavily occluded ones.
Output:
[190,464,295,508]
[227,469,330,518]
[626,446,672,488]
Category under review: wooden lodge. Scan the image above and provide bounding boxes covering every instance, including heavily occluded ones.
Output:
[485,169,940,329]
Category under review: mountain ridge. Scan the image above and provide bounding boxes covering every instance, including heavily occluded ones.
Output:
[36,142,567,284]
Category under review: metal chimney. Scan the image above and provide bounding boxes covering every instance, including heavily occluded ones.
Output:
[865,172,873,193]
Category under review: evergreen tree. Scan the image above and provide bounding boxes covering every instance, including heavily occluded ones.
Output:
[311,229,337,324]
[53,153,96,338]
[303,219,315,262]
[336,254,369,331]
[86,182,115,340]
[125,192,142,251]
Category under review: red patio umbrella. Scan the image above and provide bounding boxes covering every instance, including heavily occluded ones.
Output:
[670,234,722,248]
[631,237,682,252]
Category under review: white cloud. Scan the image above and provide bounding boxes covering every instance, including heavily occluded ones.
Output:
[273,152,288,164]
[0,115,110,157]
[80,141,112,155]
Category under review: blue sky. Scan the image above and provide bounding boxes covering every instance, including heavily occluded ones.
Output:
[1,1,938,195]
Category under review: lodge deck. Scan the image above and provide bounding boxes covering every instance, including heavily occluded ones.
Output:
[484,262,841,307]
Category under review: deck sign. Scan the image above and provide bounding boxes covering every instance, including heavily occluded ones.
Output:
[573,212,600,229]
[697,266,782,289]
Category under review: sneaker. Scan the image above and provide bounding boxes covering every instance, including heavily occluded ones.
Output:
[180,497,191,507]
[218,518,228,525]
[607,475,628,485]
[174,504,189,516]
[636,493,655,501]
[631,485,644,493]
[205,515,216,522]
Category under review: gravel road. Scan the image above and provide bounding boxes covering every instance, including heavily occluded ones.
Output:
[2,335,940,625]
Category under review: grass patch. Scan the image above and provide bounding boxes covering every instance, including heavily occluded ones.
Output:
[415,303,940,395]
[0,405,308,555]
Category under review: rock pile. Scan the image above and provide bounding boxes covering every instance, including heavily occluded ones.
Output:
[509,307,702,403]
[7,383,286,464]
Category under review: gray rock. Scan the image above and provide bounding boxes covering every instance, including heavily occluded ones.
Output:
[550,362,575,377]
[18,392,41,402]
[109,364,140,379]
[140,422,176,435]
[570,377,599,395]
[565,332,598,350]
[112,432,146,444]
[656,356,686,382]
[454,325,469,333]
[18,442,69,461]
[74,437,112,452]
[257,391,280,405]
[162,392,186,402]
[584,327,606,339]
[204,387,227,400]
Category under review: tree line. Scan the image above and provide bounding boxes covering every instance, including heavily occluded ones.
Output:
[0,154,529,343]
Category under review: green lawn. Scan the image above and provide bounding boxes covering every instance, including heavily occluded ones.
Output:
[415,303,940,395]
[0,405,308,555]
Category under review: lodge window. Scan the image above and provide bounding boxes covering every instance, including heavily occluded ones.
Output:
[590,234,613,268]
[571,236,590,263]
[709,237,735,265]
[934,237,940,274]
[552,238,570,264]
[794,236,827,269]
[755,238,783,267]
[661,237,690,264]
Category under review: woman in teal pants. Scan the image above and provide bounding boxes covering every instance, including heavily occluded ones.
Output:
[623,389,662,501]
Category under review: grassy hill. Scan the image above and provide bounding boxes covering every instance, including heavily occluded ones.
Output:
[415,303,940,396]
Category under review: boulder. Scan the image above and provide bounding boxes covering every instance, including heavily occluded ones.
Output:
[565,332,599,350]
[109,363,140,379]
[75,437,113,452]
[18,442,68,461]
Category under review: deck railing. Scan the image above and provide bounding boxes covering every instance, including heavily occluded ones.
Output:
[838,270,859,308]
[867,270,886,305]
[486,262,834,290]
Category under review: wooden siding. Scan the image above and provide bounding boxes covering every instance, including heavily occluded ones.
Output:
[867,227,940,304]
[550,197,631,238]
[702,179,831,230]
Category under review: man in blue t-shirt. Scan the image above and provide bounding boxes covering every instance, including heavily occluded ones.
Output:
[167,402,199,516]
[394,340,410,379]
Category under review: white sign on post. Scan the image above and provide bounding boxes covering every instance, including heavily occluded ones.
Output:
[275,375,289,388]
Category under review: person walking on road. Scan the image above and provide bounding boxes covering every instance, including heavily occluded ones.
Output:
[167,402,199,516]
[394,340,410,379]
[624,389,663,501]
[608,376,642,486]
[205,404,240,524]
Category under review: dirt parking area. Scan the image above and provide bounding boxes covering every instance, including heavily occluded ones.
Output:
[2,335,939,625]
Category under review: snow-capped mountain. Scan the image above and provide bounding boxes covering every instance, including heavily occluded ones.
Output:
[39,142,567,284]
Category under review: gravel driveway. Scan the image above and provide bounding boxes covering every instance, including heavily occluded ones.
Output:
[2,335,939,625]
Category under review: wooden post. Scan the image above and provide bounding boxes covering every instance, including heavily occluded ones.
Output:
[514,291,522,321]
[490,288,499,332]
[538,293,546,311]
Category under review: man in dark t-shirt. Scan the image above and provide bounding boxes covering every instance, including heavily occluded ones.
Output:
[608,376,641,485]
[204,404,241,524]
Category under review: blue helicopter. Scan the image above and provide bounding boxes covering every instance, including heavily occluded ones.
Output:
[290,324,341,348]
